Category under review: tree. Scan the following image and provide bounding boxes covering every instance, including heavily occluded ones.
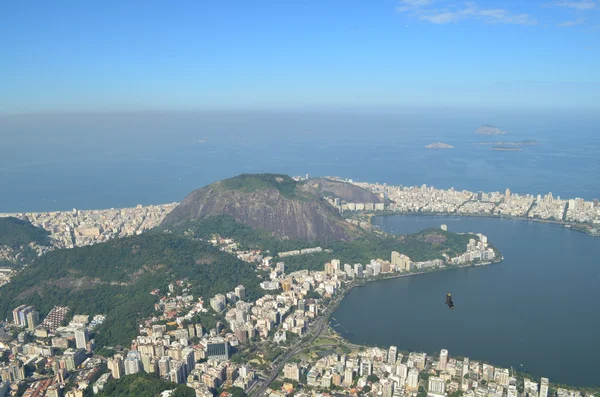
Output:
[172,385,196,397]
[227,387,247,397]
[367,374,379,383]
[269,380,284,390]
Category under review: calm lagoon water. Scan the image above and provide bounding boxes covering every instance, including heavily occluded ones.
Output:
[332,215,600,387]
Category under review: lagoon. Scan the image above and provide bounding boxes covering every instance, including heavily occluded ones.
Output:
[332,215,600,387]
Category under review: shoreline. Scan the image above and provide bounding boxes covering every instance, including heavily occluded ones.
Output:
[317,257,600,392]
[364,211,599,237]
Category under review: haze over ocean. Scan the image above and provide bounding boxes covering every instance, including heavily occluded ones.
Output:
[1,109,599,213]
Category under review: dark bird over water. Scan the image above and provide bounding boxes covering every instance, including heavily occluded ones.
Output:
[446,293,454,310]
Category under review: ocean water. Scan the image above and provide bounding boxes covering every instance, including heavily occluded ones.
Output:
[332,215,600,387]
[1,109,599,212]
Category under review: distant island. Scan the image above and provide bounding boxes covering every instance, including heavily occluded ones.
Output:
[476,140,538,146]
[490,145,522,152]
[476,124,507,135]
[426,142,454,149]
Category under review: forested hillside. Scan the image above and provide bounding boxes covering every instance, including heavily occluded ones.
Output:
[169,215,476,272]
[0,232,263,346]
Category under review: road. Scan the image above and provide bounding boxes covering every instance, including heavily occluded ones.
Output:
[251,286,353,397]
[252,315,326,397]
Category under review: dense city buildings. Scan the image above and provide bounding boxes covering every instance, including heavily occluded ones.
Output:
[0,177,595,396]
[317,177,599,235]
[0,203,178,249]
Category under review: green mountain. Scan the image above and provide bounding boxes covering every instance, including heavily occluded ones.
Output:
[0,232,263,347]
[162,173,364,242]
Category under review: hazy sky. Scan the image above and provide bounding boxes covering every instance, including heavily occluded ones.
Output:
[2,0,599,113]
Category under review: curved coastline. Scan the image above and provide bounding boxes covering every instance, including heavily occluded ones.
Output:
[329,214,600,389]
[360,210,599,237]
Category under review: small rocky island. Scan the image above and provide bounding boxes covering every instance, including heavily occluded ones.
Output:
[476,124,507,135]
[426,142,454,149]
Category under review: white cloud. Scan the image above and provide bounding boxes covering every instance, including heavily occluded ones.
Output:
[554,0,596,10]
[397,1,537,25]
[557,17,587,26]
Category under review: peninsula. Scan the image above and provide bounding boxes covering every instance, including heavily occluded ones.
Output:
[425,142,454,149]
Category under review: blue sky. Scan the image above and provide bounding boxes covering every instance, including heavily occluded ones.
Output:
[1,0,599,113]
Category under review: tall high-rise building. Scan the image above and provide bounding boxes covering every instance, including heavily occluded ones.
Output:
[158,356,172,377]
[12,305,39,329]
[207,340,230,361]
[141,354,156,373]
[539,378,549,397]
[344,368,354,386]
[354,263,363,278]
[210,294,227,312]
[182,348,195,378]
[284,363,300,381]
[438,349,448,371]
[391,251,401,266]
[360,360,373,376]
[505,188,511,204]
[75,328,89,350]
[388,346,398,364]
[26,309,39,331]
[331,259,341,271]
[396,363,408,380]
[406,369,419,390]
[428,376,446,395]
[234,285,246,301]
[108,355,124,379]
[12,305,27,325]
[494,368,509,387]
[124,351,141,375]
[391,252,411,271]
[382,379,395,397]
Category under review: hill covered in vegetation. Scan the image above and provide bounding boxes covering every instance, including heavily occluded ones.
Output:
[169,215,476,272]
[0,217,50,247]
[96,372,194,397]
[0,232,263,347]
[0,217,51,267]
[162,173,363,242]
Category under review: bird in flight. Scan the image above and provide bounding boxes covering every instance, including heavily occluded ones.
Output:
[446,293,454,310]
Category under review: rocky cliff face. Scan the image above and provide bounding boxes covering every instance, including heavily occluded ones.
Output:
[162,174,361,242]
[309,178,385,203]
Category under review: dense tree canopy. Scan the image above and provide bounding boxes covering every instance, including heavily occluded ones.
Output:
[96,372,177,397]
[0,233,263,347]
[0,217,50,248]
[170,215,477,272]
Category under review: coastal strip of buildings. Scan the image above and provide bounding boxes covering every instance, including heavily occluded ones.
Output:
[310,176,600,234]
[1,176,599,255]
[0,203,178,249]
